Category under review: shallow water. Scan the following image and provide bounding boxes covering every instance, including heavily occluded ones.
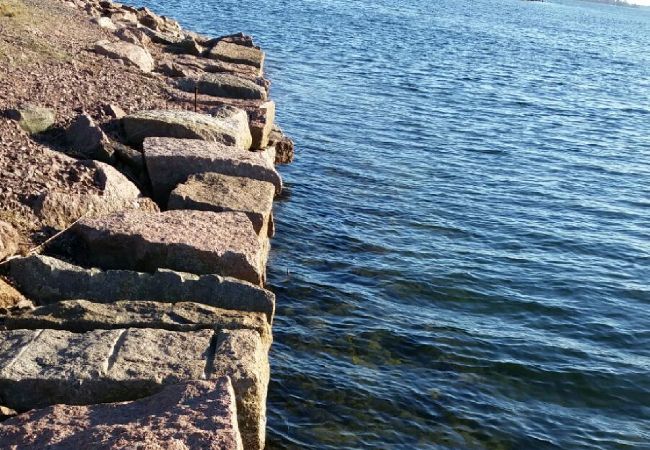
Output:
[126,0,649,448]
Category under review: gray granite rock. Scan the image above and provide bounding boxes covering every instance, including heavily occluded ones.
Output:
[0,328,266,449]
[70,210,268,285]
[0,328,213,410]
[9,255,275,321]
[211,329,269,450]
[144,137,282,199]
[66,113,111,162]
[178,73,267,100]
[94,40,155,73]
[122,108,252,149]
[168,173,275,237]
[0,378,244,450]
[208,40,265,69]
[2,299,271,345]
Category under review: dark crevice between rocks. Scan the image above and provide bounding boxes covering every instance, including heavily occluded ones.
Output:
[202,330,220,380]
[104,328,128,373]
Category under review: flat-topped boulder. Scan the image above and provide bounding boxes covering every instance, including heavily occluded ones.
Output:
[169,173,275,238]
[144,136,282,199]
[122,108,252,149]
[94,40,155,73]
[208,40,265,69]
[0,328,268,450]
[9,255,275,321]
[178,73,267,100]
[0,378,243,450]
[2,299,271,345]
[0,328,211,409]
[69,210,268,285]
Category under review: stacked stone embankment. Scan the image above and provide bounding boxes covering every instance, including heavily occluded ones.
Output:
[0,0,293,448]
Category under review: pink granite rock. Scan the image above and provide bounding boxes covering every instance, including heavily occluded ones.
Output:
[0,378,243,450]
[143,136,282,200]
[71,209,268,285]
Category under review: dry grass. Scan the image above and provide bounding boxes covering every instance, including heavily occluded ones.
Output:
[0,0,26,18]
[0,0,70,64]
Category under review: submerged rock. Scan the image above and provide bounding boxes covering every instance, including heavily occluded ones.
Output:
[0,378,244,450]
[169,172,275,237]
[69,209,269,285]
[122,108,252,149]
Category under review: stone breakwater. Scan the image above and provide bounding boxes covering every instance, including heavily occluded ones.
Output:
[0,0,294,448]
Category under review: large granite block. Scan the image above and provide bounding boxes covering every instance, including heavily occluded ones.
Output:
[1,300,271,345]
[122,108,252,149]
[144,136,282,199]
[168,172,275,237]
[69,210,268,285]
[211,329,269,450]
[178,73,267,100]
[0,378,243,450]
[9,255,275,321]
[208,41,265,69]
[0,328,213,410]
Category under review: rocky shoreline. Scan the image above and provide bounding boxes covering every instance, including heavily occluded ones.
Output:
[0,0,292,448]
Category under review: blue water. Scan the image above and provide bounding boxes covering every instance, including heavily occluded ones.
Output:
[128,0,650,448]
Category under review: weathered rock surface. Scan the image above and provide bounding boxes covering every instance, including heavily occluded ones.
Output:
[269,124,295,164]
[178,73,267,100]
[70,210,269,284]
[0,328,213,410]
[94,40,155,73]
[169,173,275,237]
[66,113,111,161]
[208,41,265,69]
[249,100,275,150]
[0,378,243,450]
[122,108,252,149]
[212,329,269,450]
[93,16,117,31]
[144,137,282,199]
[0,221,20,261]
[2,299,271,344]
[9,255,275,321]
[0,279,30,310]
[6,106,56,134]
[32,161,157,230]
